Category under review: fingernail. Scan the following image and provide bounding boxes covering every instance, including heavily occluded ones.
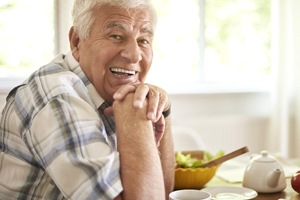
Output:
[134,100,143,108]
[113,92,121,100]
[147,112,154,120]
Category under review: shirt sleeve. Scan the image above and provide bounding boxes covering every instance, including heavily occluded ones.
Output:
[26,94,123,199]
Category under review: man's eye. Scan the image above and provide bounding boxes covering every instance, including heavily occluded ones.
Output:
[139,39,149,44]
[110,35,121,40]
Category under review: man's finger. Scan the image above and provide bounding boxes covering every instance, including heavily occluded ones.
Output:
[133,84,149,108]
[113,85,136,100]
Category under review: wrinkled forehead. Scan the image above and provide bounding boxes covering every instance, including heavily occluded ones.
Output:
[93,4,156,33]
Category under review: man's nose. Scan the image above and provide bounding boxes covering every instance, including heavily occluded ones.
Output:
[120,40,142,63]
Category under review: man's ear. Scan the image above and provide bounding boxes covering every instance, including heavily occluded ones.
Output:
[69,26,80,60]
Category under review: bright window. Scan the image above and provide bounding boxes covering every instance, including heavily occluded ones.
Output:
[148,0,271,93]
[0,0,271,93]
[204,0,271,87]
[0,0,55,78]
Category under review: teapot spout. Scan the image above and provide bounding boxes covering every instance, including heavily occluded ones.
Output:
[267,168,282,187]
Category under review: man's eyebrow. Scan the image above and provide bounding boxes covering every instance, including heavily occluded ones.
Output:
[141,26,154,36]
[105,21,154,35]
[105,22,127,30]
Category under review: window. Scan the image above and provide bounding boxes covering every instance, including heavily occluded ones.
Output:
[148,0,203,92]
[148,0,271,93]
[0,0,55,78]
[204,0,271,85]
[0,0,271,94]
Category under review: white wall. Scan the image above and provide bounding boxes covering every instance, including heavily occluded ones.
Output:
[170,92,270,154]
[0,91,271,155]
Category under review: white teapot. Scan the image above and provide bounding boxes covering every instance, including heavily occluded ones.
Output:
[242,150,286,193]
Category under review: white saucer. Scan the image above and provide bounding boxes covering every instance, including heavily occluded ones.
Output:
[201,186,258,199]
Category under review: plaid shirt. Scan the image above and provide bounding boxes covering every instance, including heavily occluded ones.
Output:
[0,53,123,200]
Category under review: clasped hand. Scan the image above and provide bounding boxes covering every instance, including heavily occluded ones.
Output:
[104,83,171,146]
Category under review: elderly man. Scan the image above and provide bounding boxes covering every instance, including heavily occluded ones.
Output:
[0,0,174,199]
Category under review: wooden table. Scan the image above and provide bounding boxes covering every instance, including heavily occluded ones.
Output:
[205,176,299,199]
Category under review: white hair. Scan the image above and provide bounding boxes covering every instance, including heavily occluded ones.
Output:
[72,0,156,39]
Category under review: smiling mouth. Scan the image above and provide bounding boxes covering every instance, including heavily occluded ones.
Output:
[110,67,136,76]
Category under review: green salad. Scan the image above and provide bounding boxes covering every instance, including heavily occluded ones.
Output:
[175,150,225,168]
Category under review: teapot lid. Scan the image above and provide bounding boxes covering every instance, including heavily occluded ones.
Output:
[252,150,276,163]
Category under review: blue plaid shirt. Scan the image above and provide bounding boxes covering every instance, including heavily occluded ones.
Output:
[0,53,123,200]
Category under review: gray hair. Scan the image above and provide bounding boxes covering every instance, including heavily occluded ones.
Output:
[72,0,156,39]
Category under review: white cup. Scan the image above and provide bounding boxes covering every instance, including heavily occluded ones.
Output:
[169,189,211,200]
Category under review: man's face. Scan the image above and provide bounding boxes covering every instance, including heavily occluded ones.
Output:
[70,5,155,104]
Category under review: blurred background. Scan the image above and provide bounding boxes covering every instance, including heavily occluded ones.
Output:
[0,0,299,157]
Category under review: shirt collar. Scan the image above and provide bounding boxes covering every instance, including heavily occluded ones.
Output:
[64,51,105,109]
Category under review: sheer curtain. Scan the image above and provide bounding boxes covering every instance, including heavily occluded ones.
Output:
[268,0,300,158]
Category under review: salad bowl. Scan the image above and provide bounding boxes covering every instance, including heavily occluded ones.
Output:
[174,150,222,190]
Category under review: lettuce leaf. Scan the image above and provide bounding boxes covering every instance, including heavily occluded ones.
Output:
[176,150,225,168]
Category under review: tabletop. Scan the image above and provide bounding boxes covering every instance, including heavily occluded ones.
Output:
[205,176,299,200]
[204,157,300,200]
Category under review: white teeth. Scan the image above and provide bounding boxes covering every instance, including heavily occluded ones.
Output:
[110,67,135,75]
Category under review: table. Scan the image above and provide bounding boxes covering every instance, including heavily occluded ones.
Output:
[205,176,299,200]
[204,157,300,200]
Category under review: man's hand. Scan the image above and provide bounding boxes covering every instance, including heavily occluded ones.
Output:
[113,83,171,122]
[102,83,170,147]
